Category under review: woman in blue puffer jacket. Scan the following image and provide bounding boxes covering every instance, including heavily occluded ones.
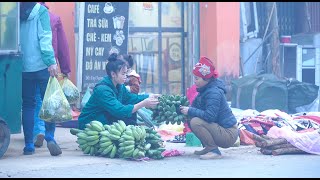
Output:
[180,56,238,160]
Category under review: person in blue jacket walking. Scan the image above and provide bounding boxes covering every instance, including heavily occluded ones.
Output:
[33,2,72,148]
[20,2,61,156]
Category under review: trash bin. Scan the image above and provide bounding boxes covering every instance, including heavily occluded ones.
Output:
[0,54,23,158]
[0,2,22,158]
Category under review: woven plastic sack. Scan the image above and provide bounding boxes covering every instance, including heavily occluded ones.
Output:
[60,77,80,104]
[39,76,72,123]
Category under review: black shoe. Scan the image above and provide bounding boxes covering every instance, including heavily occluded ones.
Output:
[194,147,215,155]
[23,147,35,155]
[34,134,45,148]
[47,141,62,156]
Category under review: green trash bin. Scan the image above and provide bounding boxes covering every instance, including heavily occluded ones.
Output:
[0,53,23,158]
[0,2,22,158]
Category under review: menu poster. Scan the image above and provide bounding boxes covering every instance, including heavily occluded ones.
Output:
[82,2,129,91]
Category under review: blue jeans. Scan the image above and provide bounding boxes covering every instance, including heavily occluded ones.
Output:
[22,69,56,147]
[33,85,45,140]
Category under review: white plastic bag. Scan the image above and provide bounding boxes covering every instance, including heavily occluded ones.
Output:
[39,77,72,123]
[60,77,80,104]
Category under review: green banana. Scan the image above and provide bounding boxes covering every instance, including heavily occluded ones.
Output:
[114,122,124,133]
[109,125,116,131]
[85,130,99,136]
[118,120,127,131]
[118,142,126,147]
[100,136,112,142]
[118,137,126,143]
[87,139,99,146]
[144,143,151,150]
[76,138,87,145]
[109,128,121,136]
[99,130,110,136]
[124,145,135,152]
[83,146,91,154]
[136,127,143,140]
[139,126,146,139]
[100,141,113,148]
[137,151,145,158]
[85,123,92,129]
[91,120,104,128]
[109,145,117,158]
[107,133,121,141]
[118,147,126,154]
[123,141,135,146]
[91,123,103,132]
[122,134,135,141]
[76,132,88,139]
[70,128,83,136]
[101,144,114,156]
[132,148,140,158]
[79,143,89,150]
[89,146,95,156]
[84,127,92,132]
[97,148,104,154]
[124,130,133,137]
[103,124,111,131]
[132,128,140,141]
[86,135,99,142]
[122,148,134,157]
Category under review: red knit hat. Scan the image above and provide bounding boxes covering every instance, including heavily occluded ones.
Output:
[192,56,219,79]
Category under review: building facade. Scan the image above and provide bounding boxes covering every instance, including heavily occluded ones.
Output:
[46,2,240,97]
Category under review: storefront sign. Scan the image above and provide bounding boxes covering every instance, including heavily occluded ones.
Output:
[81,2,129,91]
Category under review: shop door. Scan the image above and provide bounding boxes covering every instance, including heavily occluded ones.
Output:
[128,2,187,95]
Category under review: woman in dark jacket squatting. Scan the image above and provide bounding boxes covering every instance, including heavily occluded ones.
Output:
[180,56,238,160]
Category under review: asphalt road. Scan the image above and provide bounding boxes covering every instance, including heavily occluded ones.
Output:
[0,127,319,178]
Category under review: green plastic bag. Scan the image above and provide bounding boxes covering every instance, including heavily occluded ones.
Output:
[39,77,72,123]
[60,77,80,104]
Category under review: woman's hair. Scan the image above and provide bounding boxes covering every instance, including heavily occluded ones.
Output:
[20,2,37,21]
[122,54,134,68]
[105,53,127,76]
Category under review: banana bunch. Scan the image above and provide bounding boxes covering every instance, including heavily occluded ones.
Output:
[97,120,127,158]
[145,127,163,149]
[151,94,189,125]
[76,120,104,156]
[144,127,166,159]
[146,148,166,160]
[118,125,150,159]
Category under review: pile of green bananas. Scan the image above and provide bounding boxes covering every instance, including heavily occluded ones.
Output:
[71,120,166,160]
[151,95,189,125]
[145,128,165,159]
[75,120,105,156]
